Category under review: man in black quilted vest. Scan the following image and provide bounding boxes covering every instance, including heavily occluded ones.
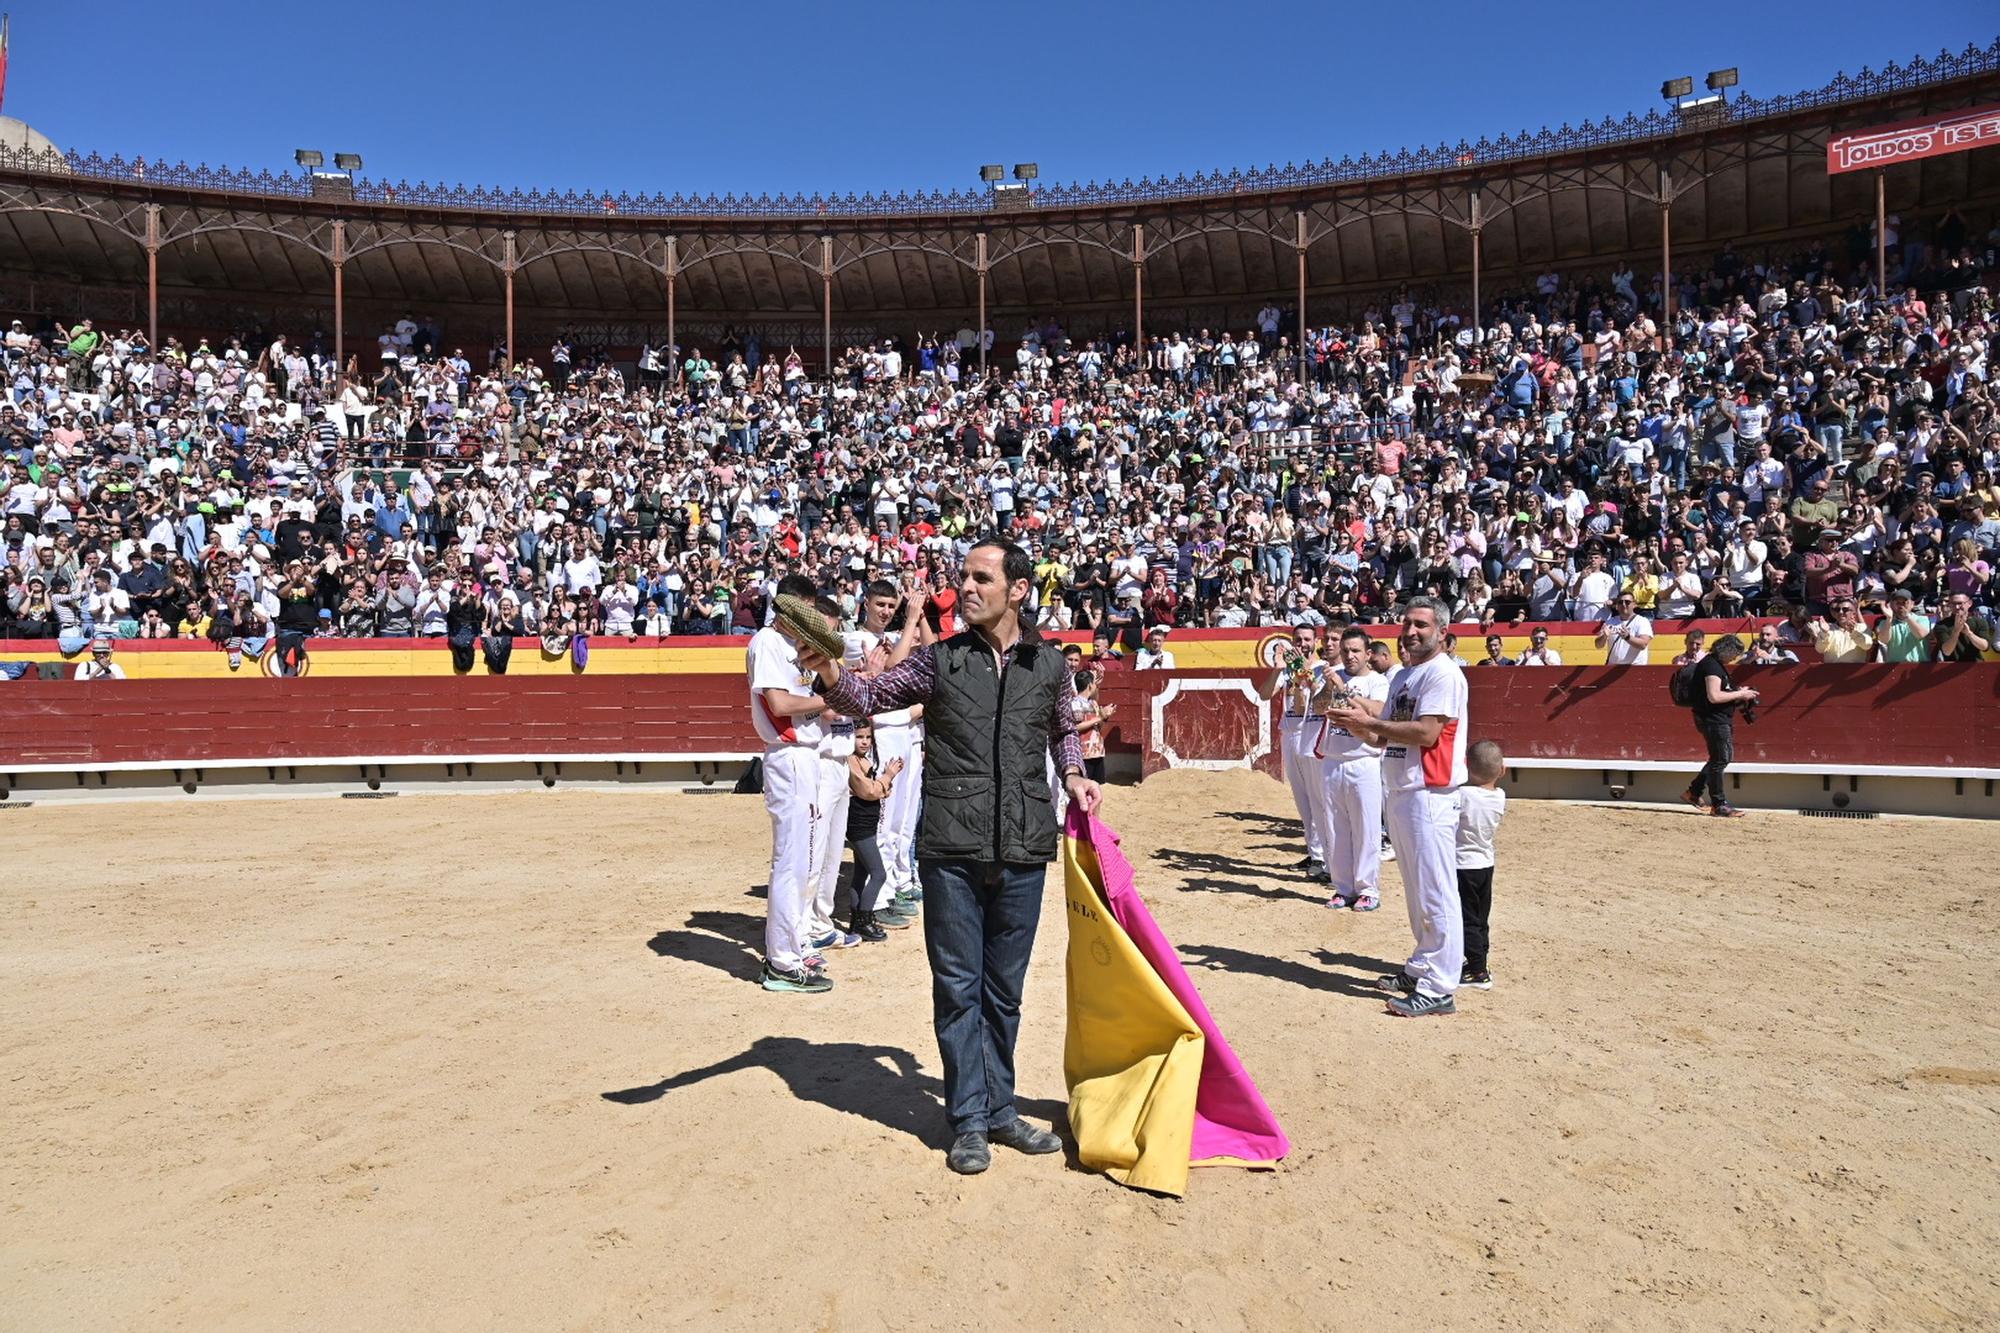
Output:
[801,537,1104,1175]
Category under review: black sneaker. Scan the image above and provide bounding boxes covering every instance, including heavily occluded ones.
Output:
[1385,990,1457,1018]
[1291,855,1318,870]
[847,910,888,944]
[1375,971,1417,996]
[1461,967,1493,990]
[989,1118,1062,1155]
[1307,866,1332,885]
[760,962,833,994]
[946,1131,991,1175]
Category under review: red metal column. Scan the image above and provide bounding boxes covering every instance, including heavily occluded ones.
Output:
[665,235,679,389]
[331,218,346,370]
[502,230,516,373]
[144,203,160,348]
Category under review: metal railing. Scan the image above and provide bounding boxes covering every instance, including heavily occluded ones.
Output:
[2,42,1994,220]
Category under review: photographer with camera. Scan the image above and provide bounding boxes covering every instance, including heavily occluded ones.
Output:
[1681,634,1758,819]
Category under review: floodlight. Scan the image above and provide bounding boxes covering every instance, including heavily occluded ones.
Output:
[294,149,324,168]
[333,152,363,171]
[1661,77,1693,100]
[1706,68,1738,91]
[979,164,1005,182]
[1012,163,1039,181]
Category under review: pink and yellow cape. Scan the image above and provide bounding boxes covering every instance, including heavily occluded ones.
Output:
[1061,808,1290,1196]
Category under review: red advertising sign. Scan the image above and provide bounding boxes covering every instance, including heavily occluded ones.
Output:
[1827,103,2000,174]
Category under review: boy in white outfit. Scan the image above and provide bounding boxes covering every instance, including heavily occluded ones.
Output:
[1456,739,1508,990]
[805,595,862,953]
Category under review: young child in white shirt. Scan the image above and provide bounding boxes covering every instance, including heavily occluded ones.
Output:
[1456,739,1508,990]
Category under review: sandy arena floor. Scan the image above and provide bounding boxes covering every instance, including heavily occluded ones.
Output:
[2,773,1996,1331]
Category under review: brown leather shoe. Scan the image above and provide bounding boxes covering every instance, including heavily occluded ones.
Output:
[1709,803,1746,818]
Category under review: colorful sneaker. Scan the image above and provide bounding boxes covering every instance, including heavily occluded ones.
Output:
[761,963,833,994]
[810,929,861,951]
[1326,892,1357,910]
[1385,990,1456,1018]
[1352,894,1381,913]
[1375,971,1417,995]
[801,952,828,974]
[875,905,917,930]
[1461,967,1493,990]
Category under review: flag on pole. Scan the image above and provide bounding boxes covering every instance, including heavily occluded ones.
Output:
[1061,807,1289,1197]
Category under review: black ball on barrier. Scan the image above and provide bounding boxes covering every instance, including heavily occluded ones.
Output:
[543,776,556,788]
[1832,791,1850,808]
[182,782,197,794]
[367,778,382,791]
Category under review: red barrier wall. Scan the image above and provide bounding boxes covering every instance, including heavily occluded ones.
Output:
[4,665,1996,773]
[1469,664,2000,770]
[0,676,755,766]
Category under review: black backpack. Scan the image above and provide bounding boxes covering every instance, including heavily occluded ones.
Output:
[1668,661,1700,708]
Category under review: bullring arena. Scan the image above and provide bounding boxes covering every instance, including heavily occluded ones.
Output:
[6,777,1999,1328]
[6,20,2000,1332]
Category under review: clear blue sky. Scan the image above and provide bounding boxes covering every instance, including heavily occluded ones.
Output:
[6,3,1995,200]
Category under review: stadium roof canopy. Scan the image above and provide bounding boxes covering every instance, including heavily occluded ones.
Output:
[1,42,1997,355]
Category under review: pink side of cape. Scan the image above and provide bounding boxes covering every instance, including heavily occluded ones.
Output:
[1070,808,1291,1164]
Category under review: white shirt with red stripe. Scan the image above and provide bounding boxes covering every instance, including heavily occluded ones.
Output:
[747,626,823,748]
[1380,653,1468,793]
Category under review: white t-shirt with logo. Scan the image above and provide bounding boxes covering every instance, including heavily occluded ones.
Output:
[1314,669,1390,762]
[747,626,822,748]
[1380,654,1468,793]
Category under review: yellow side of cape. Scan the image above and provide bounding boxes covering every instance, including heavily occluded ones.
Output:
[1061,832,1205,1198]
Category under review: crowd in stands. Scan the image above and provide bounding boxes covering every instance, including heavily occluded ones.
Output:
[2,205,1997,670]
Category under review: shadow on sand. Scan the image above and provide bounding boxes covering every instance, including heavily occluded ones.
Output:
[603,1036,1072,1158]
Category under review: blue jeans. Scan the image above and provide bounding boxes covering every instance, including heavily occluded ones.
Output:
[919,859,1046,1135]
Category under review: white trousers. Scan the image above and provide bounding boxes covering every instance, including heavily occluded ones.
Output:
[875,724,924,894]
[1281,717,1324,864]
[1318,754,1383,899]
[1385,786,1464,998]
[807,754,853,937]
[761,746,821,972]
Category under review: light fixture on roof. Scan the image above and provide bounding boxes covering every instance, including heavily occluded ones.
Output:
[333,152,363,172]
[979,164,1005,182]
[1012,163,1038,181]
[294,149,324,169]
[1660,77,1693,101]
[1705,67,1738,91]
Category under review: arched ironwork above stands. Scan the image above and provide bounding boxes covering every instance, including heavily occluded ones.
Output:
[0,41,1994,220]
[1,42,1997,368]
